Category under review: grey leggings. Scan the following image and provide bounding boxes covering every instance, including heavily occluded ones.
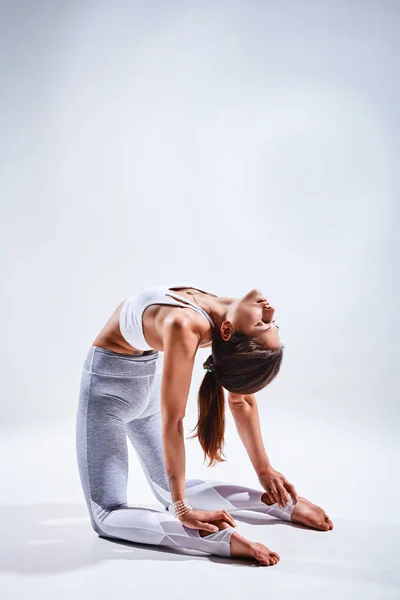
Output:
[76,346,295,558]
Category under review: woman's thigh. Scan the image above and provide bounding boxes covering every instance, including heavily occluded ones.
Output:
[125,350,211,506]
[76,347,160,517]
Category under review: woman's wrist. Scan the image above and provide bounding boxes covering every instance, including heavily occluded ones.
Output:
[169,498,193,519]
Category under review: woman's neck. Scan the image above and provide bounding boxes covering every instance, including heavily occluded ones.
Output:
[197,294,237,331]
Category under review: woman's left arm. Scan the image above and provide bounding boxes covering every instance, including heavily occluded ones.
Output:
[228,392,298,507]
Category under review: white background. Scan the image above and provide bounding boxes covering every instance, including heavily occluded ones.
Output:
[1,1,399,598]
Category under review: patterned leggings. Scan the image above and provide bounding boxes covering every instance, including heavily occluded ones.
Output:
[76,346,295,558]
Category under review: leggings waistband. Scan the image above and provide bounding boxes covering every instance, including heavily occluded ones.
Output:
[92,346,160,361]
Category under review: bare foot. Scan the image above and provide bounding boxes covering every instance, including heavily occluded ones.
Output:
[199,522,280,566]
[290,497,334,531]
[229,531,280,566]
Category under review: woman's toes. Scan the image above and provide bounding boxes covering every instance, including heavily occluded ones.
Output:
[315,519,330,531]
[269,552,280,565]
[253,544,280,566]
[326,516,334,530]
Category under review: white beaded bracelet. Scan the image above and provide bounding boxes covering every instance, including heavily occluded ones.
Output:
[168,498,193,519]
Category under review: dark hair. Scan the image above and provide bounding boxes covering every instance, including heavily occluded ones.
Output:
[188,329,284,467]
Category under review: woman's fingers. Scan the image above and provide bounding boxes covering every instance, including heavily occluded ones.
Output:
[268,482,280,506]
[284,481,298,503]
[278,484,291,507]
[203,510,237,528]
[219,510,237,527]
[200,521,219,533]
[269,477,297,507]
[199,517,234,534]
[274,484,284,507]
[190,509,238,535]
[269,483,289,508]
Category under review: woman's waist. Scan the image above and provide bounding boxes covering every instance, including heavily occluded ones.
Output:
[92,342,157,357]
[92,300,154,356]
[83,345,161,377]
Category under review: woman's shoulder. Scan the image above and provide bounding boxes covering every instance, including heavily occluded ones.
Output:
[161,308,213,350]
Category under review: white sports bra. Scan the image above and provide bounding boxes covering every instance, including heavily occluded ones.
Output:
[119,283,216,351]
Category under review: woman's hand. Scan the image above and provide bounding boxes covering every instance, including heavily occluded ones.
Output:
[258,466,298,508]
[178,509,237,533]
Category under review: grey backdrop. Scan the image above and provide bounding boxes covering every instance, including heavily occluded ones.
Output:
[1,2,399,598]
[1,0,398,429]
[0,0,400,600]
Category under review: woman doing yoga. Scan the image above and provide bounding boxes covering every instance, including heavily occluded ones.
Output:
[76,282,333,566]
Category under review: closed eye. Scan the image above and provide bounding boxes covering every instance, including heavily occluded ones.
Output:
[257,320,279,330]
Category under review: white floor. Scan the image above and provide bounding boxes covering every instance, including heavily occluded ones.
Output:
[0,418,398,600]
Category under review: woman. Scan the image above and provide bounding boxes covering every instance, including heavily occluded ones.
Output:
[76,283,333,567]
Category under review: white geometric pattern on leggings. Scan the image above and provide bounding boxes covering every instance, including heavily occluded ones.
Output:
[91,500,234,557]
[152,479,296,521]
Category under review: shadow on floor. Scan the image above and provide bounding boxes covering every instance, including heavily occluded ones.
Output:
[0,502,399,593]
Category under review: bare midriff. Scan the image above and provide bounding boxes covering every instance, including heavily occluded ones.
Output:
[91,287,214,356]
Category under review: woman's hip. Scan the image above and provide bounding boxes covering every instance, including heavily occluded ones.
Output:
[78,345,163,422]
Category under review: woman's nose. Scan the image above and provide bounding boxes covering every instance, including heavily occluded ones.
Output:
[263,302,274,311]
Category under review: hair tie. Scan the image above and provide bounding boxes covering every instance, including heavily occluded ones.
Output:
[203,355,214,372]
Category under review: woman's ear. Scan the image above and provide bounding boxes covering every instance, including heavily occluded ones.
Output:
[220,321,233,342]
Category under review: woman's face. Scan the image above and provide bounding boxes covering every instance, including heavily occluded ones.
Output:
[224,288,280,349]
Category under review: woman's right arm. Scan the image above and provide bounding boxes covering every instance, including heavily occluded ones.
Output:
[161,317,237,533]
[160,317,199,503]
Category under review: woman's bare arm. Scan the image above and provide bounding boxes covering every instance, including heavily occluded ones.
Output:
[160,317,201,502]
[227,393,272,476]
[160,321,241,533]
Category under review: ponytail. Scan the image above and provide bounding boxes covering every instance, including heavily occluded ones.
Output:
[188,369,227,467]
[188,330,284,467]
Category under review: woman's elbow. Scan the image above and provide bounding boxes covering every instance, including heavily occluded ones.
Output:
[161,413,185,431]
